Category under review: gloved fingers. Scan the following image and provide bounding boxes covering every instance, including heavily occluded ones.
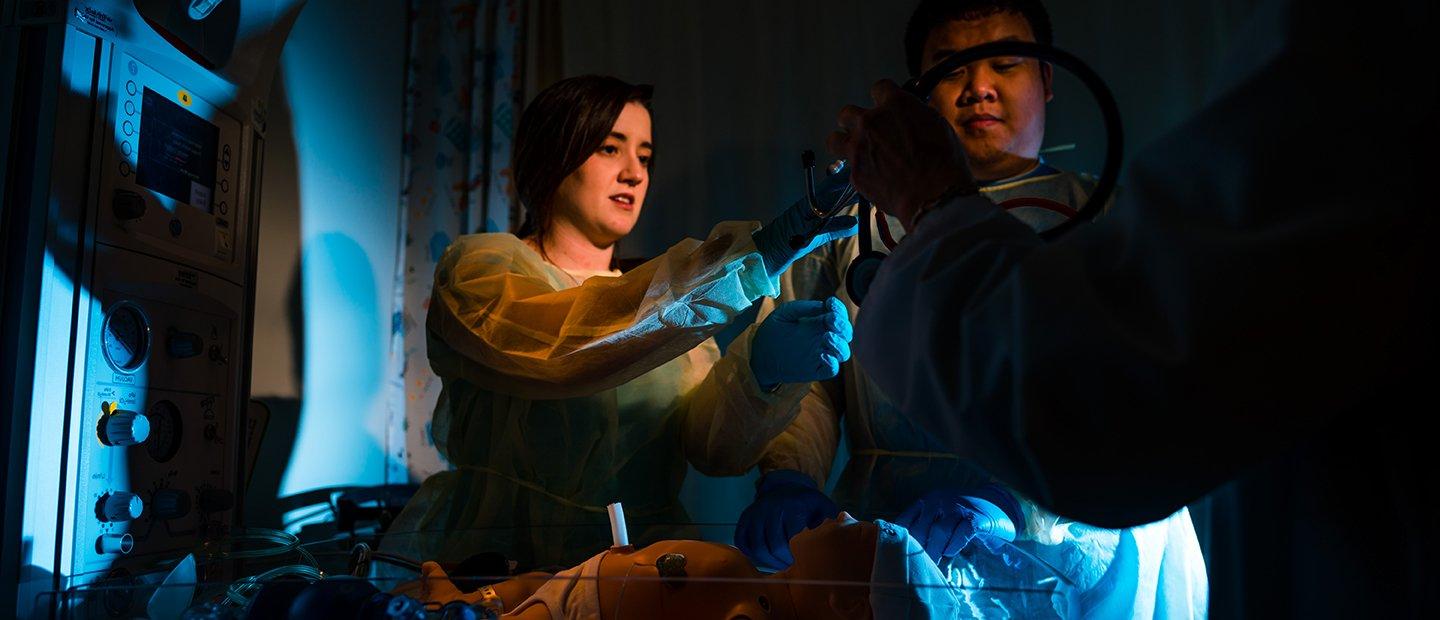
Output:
[820,332,851,363]
[735,508,758,558]
[816,215,860,241]
[815,353,840,379]
[923,511,952,562]
[823,297,853,340]
[777,300,835,325]
[782,509,813,540]
[767,513,801,568]
[939,517,975,559]
[737,507,781,569]
[806,498,840,529]
[770,299,828,323]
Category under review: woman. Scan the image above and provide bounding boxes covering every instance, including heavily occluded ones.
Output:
[384,76,856,569]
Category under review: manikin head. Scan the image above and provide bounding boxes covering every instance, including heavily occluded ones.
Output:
[596,512,878,619]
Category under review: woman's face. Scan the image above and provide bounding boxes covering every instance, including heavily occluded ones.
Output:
[552,101,653,247]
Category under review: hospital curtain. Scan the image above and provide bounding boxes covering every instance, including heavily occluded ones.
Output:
[388,0,546,481]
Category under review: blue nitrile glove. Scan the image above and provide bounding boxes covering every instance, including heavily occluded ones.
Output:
[749,297,852,389]
[894,484,1024,562]
[751,167,860,277]
[735,470,840,570]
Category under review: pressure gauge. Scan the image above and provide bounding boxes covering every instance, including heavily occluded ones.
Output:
[101,302,150,372]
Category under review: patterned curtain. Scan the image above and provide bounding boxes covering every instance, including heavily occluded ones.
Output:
[388,0,529,482]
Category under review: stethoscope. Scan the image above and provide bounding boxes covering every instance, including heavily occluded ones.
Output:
[792,40,1125,305]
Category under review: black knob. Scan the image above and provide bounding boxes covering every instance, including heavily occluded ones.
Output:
[112,189,146,220]
[167,329,204,359]
[152,489,191,520]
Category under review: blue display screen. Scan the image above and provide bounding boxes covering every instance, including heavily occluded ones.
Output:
[136,87,218,213]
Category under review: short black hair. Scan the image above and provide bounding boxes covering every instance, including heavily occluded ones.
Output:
[904,0,1054,76]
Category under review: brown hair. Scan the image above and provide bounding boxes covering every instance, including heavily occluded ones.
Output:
[512,75,654,257]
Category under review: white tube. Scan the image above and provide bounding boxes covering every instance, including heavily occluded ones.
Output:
[607,502,629,548]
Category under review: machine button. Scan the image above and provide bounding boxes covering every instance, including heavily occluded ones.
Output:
[124,100,135,115]
[152,489,192,521]
[112,189,146,220]
[125,80,136,95]
[121,141,132,156]
[98,492,144,522]
[169,217,183,237]
[98,408,151,446]
[167,329,205,359]
[96,533,134,555]
[219,179,229,193]
[122,120,134,136]
[119,161,131,177]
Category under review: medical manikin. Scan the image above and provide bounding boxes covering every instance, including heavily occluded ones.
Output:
[399,513,969,619]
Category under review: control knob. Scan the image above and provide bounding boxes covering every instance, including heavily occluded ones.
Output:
[98,408,150,447]
[98,491,144,522]
[112,189,146,220]
[166,329,204,359]
[152,489,192,521]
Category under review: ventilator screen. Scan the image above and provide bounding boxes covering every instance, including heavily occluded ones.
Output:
[137,87,218,213]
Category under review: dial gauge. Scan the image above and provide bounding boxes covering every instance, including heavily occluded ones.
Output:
[101,303,150,372]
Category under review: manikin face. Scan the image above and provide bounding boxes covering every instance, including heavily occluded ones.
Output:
[550,102,653,247]
[594,513,877,619]
[598,540,787,620]
[778,512,878,618]
[921,12,1053,181]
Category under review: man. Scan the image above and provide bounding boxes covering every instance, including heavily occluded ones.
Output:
[686,1,1206,617]
[827,0,1436,615]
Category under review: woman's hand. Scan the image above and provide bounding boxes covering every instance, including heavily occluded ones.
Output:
[751,198,859,279]
[749,297,853,389]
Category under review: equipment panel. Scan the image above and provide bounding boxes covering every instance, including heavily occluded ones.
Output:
[98,53,247,284]
[71,247,244,578]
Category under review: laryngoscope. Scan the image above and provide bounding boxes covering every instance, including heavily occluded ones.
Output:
[792,40,1124,304]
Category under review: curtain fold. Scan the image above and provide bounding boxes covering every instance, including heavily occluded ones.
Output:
[389,0,533,481]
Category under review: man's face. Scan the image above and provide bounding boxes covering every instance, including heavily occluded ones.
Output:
[921,12,1053,181]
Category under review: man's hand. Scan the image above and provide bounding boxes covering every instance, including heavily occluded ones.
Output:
[826,80,976,227]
